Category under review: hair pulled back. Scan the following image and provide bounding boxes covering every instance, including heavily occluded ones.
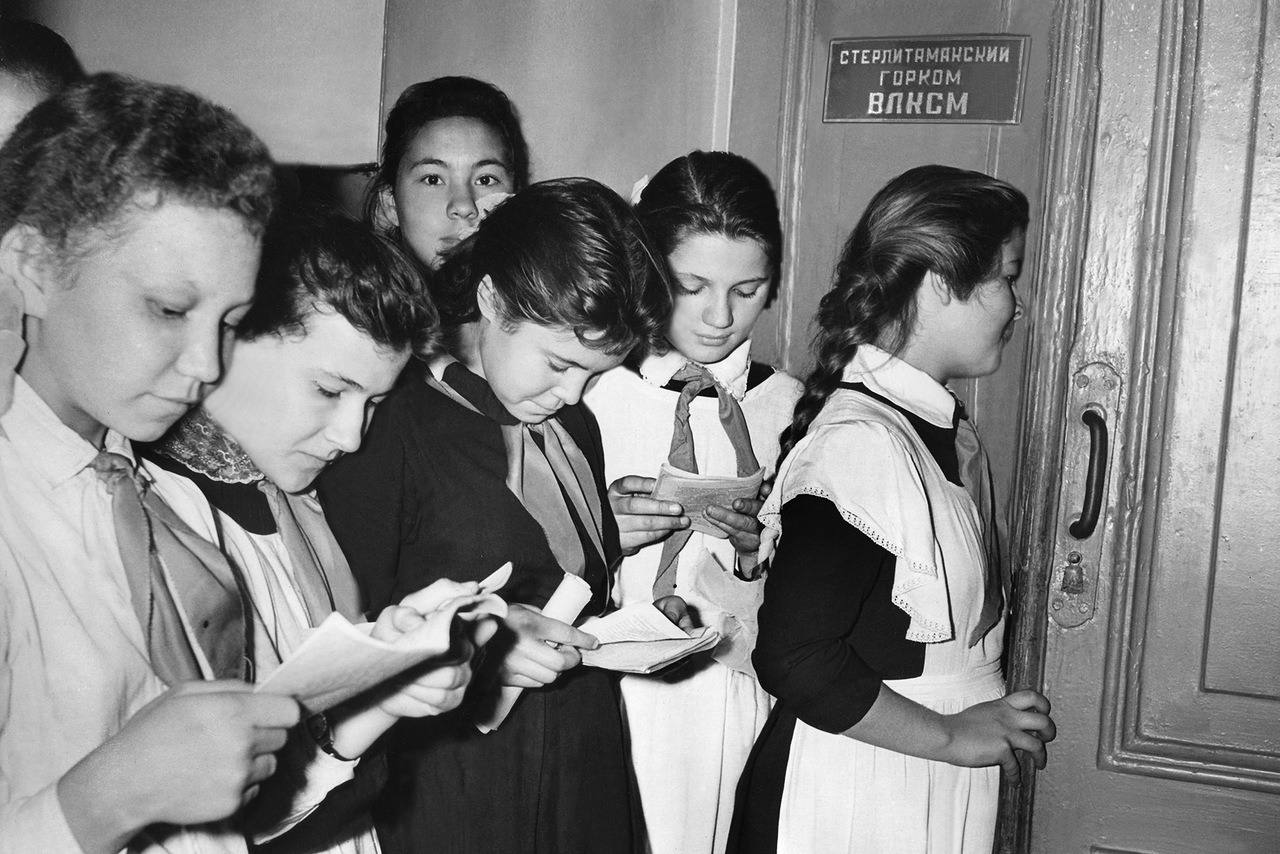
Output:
[0,72,276,255]
[432,177,670,358]
[634,150,783,300]
[238,209,438,357]
[778,164,1029,466]
[364,75,530,228]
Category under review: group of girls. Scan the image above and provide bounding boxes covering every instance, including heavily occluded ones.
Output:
[0,26,1055,854]
[314,74,1056,854]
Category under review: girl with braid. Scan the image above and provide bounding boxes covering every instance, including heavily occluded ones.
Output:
[730,165,1057,854]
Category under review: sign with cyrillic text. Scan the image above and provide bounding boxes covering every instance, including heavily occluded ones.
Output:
[823,34,1029,124]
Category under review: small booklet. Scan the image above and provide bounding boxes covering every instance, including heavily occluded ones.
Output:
[580,603,720,675]
[255,565,511,714]
[651,463,765,536]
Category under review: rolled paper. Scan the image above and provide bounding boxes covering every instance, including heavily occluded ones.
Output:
[541,572,593,623]
[475,572,593,732]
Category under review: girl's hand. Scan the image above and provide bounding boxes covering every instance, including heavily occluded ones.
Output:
[398,578,481,613]
[703,496,765,556]
[653,595,696,631]
[374,650,475,719]
[323,594,504,759]
[608,475,690,555]
[59,680,300,850]
[940,690,1057,783]
[366,603,496,719]
[496,604,599,689]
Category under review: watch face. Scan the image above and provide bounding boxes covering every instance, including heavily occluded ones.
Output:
[306,710,331,746]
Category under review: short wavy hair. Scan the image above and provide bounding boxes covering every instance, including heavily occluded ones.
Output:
[0,72,276,257]
[238,209,439,358]
[432,177,670,358]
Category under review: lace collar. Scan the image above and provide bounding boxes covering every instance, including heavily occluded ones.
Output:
[157,408,263,484]
[639,339,752,401]
[842,344,958,428]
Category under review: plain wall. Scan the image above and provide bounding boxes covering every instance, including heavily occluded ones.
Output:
[381,0,736,194]
[9,0,385,165]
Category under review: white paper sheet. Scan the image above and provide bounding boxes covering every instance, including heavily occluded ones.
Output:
[255,587,507,713]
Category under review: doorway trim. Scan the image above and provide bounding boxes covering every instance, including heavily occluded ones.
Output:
[770,0,817,374]
[995,0,1103,849]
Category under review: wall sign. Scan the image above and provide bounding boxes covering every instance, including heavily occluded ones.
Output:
[823,34,1029,124]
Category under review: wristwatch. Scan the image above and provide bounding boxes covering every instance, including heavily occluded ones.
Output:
[306,711,356,762]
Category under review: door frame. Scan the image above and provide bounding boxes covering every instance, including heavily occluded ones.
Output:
[997,0,1199,849]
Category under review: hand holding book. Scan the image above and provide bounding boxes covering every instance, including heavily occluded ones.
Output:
[255,566,511,714]
[580,603,720,675]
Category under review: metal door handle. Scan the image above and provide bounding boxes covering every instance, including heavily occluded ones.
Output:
[1068,407,1108,539]
[1051,364,1120,627]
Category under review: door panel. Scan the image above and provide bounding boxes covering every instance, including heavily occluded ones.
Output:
[1027,0,1280,849]
[1202,50,1280,701]
[1127,0,1280,776]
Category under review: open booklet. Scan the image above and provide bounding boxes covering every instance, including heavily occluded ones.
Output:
[580,603,720,675]
[651,462,765,536]
[255,564,512,714]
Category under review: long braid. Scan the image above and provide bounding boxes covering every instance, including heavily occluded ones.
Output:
[777,293,861,468]
[777,225,923,468]
[776,164,1029,471]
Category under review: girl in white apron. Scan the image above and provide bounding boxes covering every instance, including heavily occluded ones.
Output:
[730,165,1057,854]
[587,151,801,854]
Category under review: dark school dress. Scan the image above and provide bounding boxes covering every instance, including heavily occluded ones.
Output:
[317,360,641,854]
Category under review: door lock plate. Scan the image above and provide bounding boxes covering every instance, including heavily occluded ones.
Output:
[1049,361,1121,628]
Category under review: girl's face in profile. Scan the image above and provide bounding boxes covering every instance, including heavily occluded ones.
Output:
[384,116,513,270]
[924,227,1027,383]
[664,232,771,365]
[474,277,624,424]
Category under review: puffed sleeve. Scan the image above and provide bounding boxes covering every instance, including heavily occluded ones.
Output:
[754,494,920,733]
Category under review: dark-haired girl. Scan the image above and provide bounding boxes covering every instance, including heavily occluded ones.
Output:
[146,212,490,854]
[367,76,529,272]
[730,165,1056,853]
[585,151,800,854]
[320,178,671,854]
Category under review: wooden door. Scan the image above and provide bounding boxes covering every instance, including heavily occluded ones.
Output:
[1003,0,1280,850]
